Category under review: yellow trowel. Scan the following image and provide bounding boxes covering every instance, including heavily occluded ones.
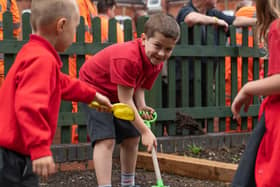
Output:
[88,101,135,121]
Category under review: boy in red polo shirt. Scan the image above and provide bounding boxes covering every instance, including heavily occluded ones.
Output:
[0,0,112,186]
[79,13,180,187]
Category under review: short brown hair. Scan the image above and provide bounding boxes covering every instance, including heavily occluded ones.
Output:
[144,13,180,41]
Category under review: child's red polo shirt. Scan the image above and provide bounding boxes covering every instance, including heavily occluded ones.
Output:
[79,38,164,102]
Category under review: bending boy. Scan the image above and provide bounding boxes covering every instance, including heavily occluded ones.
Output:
[79,13,180,187]
[0,0,111,186]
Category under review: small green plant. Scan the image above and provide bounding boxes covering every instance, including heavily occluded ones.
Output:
[188,144,202,155]
[231,154,241,164]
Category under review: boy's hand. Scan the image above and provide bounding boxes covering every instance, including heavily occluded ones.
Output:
[141,128,157,152]
[93,92,113,112]
[32,156,55,178]
[139,106,155,120]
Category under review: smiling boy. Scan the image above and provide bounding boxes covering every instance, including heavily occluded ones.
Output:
[79,13,180,187]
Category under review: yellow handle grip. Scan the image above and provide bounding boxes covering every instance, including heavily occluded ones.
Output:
[89,101,100,108]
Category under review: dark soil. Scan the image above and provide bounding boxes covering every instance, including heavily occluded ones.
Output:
[39,163,230,187]
[39,170,230,187]
[182,144,245,164]
[39,145,245,187]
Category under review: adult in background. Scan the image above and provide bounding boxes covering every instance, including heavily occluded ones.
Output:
[175,0,257,107]
[97,0,123,43]
[177,0,256,30]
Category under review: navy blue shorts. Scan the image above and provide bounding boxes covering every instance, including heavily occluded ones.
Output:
[82,104,140,147]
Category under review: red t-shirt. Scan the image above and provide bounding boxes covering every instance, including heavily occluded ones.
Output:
[79,39,163,102]
[0,35,96,160]
[255,19,280,186]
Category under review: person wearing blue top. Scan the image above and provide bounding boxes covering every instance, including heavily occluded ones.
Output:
[175,0,257,107]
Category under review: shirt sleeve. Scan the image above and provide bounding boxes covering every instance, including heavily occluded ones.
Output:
[268,21,280,76]
[60,72,96,103]
[110,58,140,88]
[176,5,195,24]
[14,56,57,160]
[208,9,235,25]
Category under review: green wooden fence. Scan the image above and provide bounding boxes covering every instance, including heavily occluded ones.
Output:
[0,11,266,143]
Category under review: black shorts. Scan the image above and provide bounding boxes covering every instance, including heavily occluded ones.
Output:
[0,147,39,187]
[82,104,140,147]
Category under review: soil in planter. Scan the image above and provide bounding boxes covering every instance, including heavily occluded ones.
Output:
[181,144,245,164]
[39,142,245,186]
[39,161,231,187]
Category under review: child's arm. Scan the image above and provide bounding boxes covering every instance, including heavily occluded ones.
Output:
[15,58,57,161]
[232,74,280,119]
[118,85,157,152]
[60,72,112,108]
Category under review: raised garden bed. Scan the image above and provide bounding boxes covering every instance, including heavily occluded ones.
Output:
[39,160,231,187]
[40,132,249,186]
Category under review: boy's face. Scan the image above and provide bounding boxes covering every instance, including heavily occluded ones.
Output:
[55,11,80,52]
[142,32,177,65]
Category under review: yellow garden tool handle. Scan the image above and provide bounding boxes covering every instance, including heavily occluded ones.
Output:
[89,101,99,108]
[88,101,111,111]
[89,101,135,121]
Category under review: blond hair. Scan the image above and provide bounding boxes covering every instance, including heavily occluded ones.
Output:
[256,0,280,43]
[31,0,79,32]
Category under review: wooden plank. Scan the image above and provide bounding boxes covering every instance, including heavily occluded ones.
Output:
[136,16,148,38]
[193,26,202,107]
[0,40,263,58]
[124,19,133,41]
[3,12,14,39]
[22,13,32,40]
[155,105,260,120]
[205,26,216,132]
[92,17,101,43]
[109,18,117,43]
[76,17,85,43]
[137,152,237,182]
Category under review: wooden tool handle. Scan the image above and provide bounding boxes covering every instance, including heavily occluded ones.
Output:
[152,147,162,181]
